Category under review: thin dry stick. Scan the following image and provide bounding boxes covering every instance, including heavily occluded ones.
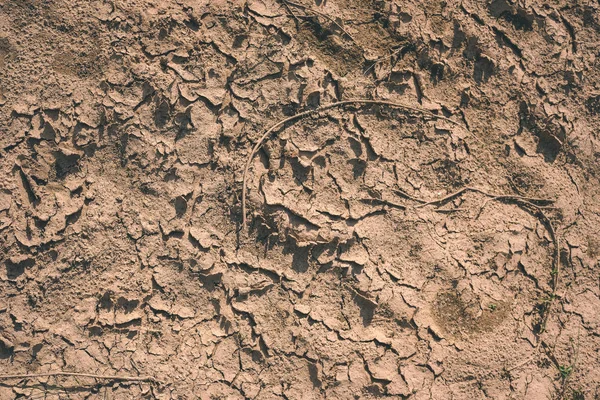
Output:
[363,46,406,76]
[283,0,358,43]
[241,99,460,230]
[359,197,406,210]
[415,186,552,208]
[0,372,157,383]
[394,189,427,204]
[280,0,300,25]
[506,355,536,373]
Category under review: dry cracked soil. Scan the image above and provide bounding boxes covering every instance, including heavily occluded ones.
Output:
[0,0,600,399]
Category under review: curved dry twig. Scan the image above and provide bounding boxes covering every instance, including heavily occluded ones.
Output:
[415,186,554,208]
[241,99,460,230]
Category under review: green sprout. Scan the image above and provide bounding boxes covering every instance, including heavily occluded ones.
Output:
[558,364,573,380]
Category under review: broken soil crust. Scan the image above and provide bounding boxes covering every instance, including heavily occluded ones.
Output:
[0,0,599,399]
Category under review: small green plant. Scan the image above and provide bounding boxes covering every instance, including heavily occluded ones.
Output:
[540,293,557,304]
[570,388,584,400]
[489,304,497,311]
[558,364,573,380]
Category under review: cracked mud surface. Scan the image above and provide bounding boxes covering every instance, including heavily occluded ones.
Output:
[1,0,600,399]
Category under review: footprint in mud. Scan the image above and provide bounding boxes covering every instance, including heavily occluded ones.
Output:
[432,289,510,337]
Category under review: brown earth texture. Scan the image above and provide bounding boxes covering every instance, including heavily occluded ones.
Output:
[0,0,600,399]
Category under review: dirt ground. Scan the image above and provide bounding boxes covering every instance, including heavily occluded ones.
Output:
[0,0,599,398]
